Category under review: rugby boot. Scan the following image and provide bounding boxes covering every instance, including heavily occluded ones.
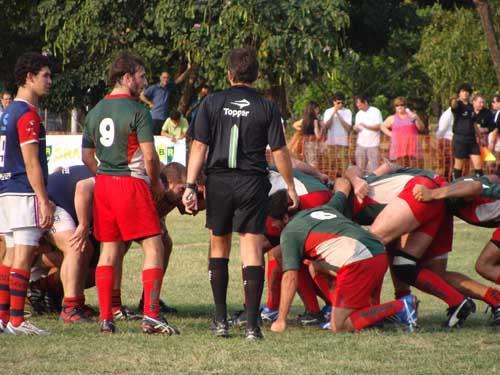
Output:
[444,297,476,328]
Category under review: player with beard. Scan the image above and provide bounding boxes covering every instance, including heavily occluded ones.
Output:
[81,52,177,335]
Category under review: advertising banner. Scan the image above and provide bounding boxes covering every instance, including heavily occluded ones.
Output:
[45,135,186,173]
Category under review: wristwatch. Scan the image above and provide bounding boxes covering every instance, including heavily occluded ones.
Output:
[185,182,197,190]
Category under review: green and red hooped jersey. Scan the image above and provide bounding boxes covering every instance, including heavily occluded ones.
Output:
[82,94,154,181]
[280,192,385,272]
[447,176,500,227]
[266,169,332,238]
[351,167,443,225]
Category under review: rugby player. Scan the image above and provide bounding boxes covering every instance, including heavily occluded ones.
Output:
[344,163,476,327]
[263,168,334,323]
[270,178,418,333]
[0,52,54,335]
[82,52,177,335]
[45,166,95,322]
[183,47,299,340]
[231,167,333,326]
[413,176,500,324]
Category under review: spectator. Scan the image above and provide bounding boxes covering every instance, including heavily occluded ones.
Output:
[353,94,383,174]
[472,93,494,132]
[451,83,482,178]
[487,94,500,155]
[0,91,13,119]
[436,98,455,180]
[140,64,191,135]
[381,96,425,164]
[161,109,188,143]
[436,100,454,141]
[292,101,323,168]
[323,91,352,175]
[186,84,209,126]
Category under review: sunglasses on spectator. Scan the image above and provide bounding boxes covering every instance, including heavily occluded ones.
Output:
[335,101,344,104]
[395,104,405,107]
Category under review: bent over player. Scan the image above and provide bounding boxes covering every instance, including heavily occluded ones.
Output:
[270,179,417,333]
[82,52,177,335]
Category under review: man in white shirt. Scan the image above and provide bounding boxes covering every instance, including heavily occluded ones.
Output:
[353,94,383,174]
[323,92,352,175]
[436,107,454,141]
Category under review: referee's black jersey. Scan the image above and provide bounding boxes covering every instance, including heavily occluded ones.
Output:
[187,85,286,175]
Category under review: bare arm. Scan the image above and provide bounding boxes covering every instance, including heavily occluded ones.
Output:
[270,269,298,332]
[82,147,97,175]
[489,129,498,151]
[413,180,482,202]
[139,141,163,200]
[70,178,95,252]
[345,165,368,201]
[174,63,192,85]
[21,143,54,229]
[292,119,303,132]
[272,146,299,211]
[182,140,208,213]
[290,158,329,184]
[363,122,381,131]
[140,92,154,108]
[380,116,393,137]
[337,110,351,133]
[314,119,322,140]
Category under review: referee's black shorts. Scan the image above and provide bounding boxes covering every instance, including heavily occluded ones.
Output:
[205,172,271,236]
[452,137,480,159]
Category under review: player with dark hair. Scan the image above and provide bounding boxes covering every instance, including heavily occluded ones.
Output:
[0,52,54,335]
[450,83,482,179]
[270,178,418,334]
[82,51,177,334]
[413,176,500,325]
[183,47,299,340]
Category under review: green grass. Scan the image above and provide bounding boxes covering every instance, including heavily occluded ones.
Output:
[2,214,499,375]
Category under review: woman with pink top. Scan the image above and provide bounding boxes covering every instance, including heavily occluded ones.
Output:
[381,96,425,164]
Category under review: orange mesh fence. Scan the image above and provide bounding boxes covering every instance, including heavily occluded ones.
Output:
[267,133,500,181]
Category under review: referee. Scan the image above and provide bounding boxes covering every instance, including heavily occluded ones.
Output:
[182,47,299,340]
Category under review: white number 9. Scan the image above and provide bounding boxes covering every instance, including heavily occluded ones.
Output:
[99,118,115,147]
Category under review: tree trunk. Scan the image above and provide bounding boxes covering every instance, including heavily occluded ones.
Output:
[177,68,197,115]
[473,0,500,85]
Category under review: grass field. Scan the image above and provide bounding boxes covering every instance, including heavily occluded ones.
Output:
[2,212,499,375]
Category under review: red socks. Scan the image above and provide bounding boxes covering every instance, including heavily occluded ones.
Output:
[111,289,122,314]
[142,268,163,319]
[9,268,30,327]
[313,273,335,304]
[266,258,282,310]
[349,300,403,331]
[63,296,85,313]
[415,269,464,307]
[297,265,320,314]
[484,287,500,307]
[0,264,11,323]
[96,266,114,321]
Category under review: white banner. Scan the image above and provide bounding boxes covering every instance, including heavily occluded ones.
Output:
[46,135,186,173]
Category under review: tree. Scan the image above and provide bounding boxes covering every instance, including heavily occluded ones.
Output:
[473,0,500,85]
[416,5,498,110]
[39,0,350,118]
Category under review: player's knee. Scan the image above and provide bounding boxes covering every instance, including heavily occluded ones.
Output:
[392,251,420,285]
[475,257,490,279]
